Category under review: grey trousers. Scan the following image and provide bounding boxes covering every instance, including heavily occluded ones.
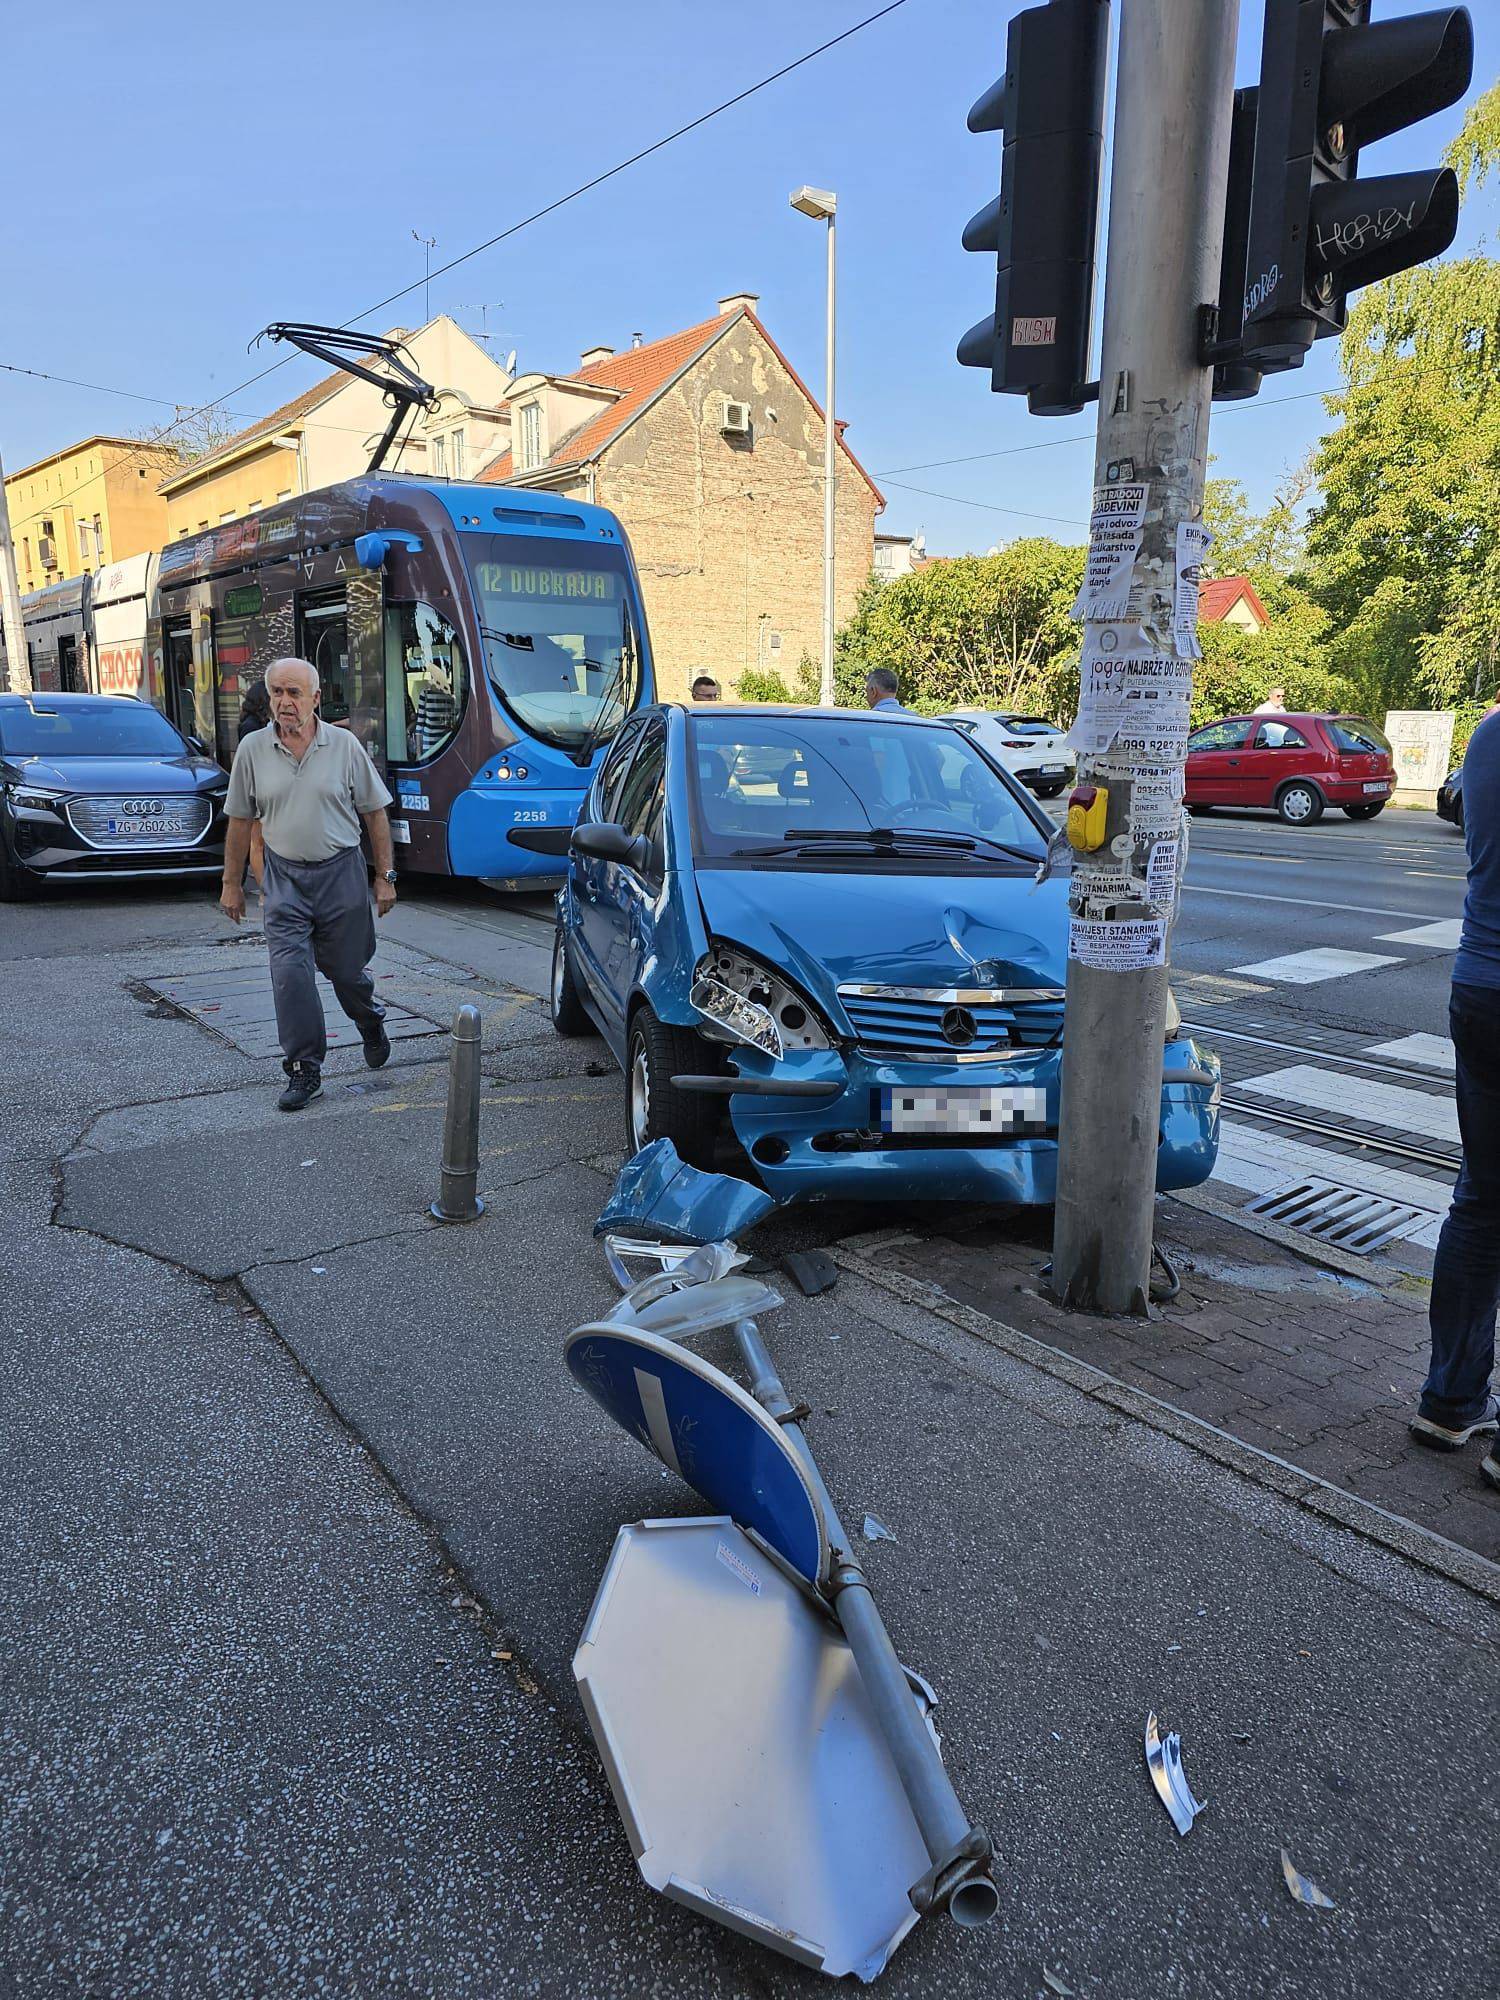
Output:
[262,845,385,1069]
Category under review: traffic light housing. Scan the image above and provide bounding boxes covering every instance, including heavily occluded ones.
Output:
[1240,1,1473,371]
[957,0,1109,416]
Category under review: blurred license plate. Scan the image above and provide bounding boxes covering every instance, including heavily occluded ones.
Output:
[1362,780,1389,793]
[109,815,184,836]
[879,1085,1046,1136]
[1041,762,1066,774]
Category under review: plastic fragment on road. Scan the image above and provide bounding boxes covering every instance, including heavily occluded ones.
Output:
[862,1513,898,1545]
[784,1248,839,1297]
[1144,1711,1206,1836]
[1043,1971,1074,1996]
[595,1139,777,1249]
[1279,1849,1335,1910]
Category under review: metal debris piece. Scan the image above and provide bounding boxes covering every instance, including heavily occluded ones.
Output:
[1144,1711,1206,1836]
[1279,1849,1334,1910]
[862,1513,898,1545]
[1043,1971,1074,1997]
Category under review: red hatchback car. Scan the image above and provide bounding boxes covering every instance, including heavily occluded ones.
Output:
[1184,713,1394,825]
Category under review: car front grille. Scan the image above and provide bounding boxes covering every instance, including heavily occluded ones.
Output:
[65,793,213,850]
[837,983,1066,1058]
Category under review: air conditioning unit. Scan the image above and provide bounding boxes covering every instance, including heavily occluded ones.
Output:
[721,399,752,437]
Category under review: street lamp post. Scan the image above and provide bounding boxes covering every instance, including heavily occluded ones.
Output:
[790,186,837,706]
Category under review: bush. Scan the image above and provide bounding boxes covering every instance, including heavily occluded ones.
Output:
[736,667,793,703]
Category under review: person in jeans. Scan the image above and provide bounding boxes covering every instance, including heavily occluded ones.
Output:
[1411,707,1500,1489]
[219,657,397,1112]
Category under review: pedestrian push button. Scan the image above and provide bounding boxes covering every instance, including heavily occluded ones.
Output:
[1067,783,1108,852]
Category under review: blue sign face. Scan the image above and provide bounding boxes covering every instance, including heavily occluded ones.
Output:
[564,1323,828,1587]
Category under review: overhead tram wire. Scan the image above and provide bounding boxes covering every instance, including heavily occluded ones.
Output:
[2,0,913,469]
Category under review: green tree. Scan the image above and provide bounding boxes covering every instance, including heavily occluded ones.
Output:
[1202,464,1312,578]
[1299,84,1500,712]
[833,542,1085,715]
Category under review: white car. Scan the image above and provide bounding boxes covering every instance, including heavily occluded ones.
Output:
[941,711,1075,798]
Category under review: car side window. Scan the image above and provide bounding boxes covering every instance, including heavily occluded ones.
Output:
[615,724,666,876]
[593,720,643,822]
[1188,720,1249,752]
[1253,721,1308,749]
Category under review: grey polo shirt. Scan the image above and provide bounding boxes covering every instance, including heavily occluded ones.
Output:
[225,720,393,863]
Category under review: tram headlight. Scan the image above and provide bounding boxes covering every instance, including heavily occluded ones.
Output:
[690,944,832,1060]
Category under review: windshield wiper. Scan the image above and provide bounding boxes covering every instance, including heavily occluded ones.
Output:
[771,825,1043,864]
[570,652,632,769]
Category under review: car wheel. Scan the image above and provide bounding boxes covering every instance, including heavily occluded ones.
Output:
[1187,803,1213,817]
[1275,781,1323,826]
[624,1007,722,1168]
[0,832,39,902]
[1342,801,1386,820]
[549,923,593,1037]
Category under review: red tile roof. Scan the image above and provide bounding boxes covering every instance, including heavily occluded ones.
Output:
[478,308,882,505]
[158,373,347,491]
[1198,575,1269,626]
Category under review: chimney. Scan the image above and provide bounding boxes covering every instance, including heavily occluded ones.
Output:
[631,331,643,349]
[717,292,760,318]
[579,344,615,369]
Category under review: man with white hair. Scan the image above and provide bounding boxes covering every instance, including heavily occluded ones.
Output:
[220,657,398,1112]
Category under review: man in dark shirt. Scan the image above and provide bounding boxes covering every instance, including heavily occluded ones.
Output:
[1410,708,1500,1488]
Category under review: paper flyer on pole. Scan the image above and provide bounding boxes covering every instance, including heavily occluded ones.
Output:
[1068,915,1169,971]
[1173,521,1213,658]
[1071,483,1150,621]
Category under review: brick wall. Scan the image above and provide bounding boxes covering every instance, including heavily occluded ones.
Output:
[584,318,878,702]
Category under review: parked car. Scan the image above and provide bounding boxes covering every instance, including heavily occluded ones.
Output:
[941,710,1075,796]
[0,692,229,900]
[548,703,1219,1207]
[1183,712,1394,824]
[1436,764,1463,830]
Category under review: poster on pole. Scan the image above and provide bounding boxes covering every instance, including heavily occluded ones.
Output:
[1173,522,1213,658]
[1072,483,1150,621]
[1068,915,1169,971]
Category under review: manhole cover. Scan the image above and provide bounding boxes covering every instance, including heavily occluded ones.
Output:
[1245,1177,1437,1254]
[144,964,440,1059]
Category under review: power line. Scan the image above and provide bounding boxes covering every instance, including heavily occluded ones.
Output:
[878,478,1089,528]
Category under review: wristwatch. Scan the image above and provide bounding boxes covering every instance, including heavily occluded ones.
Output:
[381,869,398,884]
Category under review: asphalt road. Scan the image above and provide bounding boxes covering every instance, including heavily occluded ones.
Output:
[2,805,1495,1998]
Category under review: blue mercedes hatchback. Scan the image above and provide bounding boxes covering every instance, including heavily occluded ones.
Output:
[549,704,1219,1207]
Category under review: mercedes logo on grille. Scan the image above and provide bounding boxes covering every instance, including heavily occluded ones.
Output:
[940,1005,978,1048]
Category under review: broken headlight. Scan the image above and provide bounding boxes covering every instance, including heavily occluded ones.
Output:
[690,944,832,1060]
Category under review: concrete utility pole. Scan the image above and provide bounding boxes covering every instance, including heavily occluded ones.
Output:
[1051,0,1239,1314]
[0,447,30,694]
[790,186,839,704]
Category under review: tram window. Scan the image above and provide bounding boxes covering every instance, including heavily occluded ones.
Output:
[299,593,351,723]
[385,601,467,764]
[163,622,195,738]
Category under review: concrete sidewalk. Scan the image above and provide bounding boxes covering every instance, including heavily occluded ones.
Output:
[5,888,1498,1995]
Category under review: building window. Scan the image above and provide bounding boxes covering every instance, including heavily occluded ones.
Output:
[451,428,466,476]
[276,489,292,501]
[431,434,446,476]
[518,402,542,471]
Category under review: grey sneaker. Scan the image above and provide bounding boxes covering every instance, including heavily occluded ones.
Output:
[1409,1394,1500,1452]
[1480,1451,1499,1493]
[277,1062,324,1112]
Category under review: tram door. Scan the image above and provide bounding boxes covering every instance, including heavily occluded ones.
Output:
[57,635,84,693]
[299,593,350,723]
[162,621,196,737]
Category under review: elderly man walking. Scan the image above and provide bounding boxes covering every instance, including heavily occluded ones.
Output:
[220,658,398,1112]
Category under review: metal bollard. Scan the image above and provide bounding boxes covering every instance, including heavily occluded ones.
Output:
[431,1004,485,1223]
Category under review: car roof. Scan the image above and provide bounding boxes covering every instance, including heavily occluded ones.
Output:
[0,691,135,706]
[678,702,953,728]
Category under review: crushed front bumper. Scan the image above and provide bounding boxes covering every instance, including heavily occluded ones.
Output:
[715,1039,1220,1207]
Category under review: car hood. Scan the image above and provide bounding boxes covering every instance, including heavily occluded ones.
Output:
[0,753,223,794]
[692,864,1068,1017]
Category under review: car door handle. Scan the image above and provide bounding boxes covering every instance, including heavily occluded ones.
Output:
[1228,757,1240,765]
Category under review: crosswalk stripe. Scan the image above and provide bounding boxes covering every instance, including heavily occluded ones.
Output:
[1375,918,1464,948]
[1228,947,1402,984]
[1364,1032,1455,1072]
[1232,1063,1460,1145]
[1211,1124,1448,1247]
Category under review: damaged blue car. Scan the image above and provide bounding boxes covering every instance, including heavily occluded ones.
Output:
[548,703,1219,1207]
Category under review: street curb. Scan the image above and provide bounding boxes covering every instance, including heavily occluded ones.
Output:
[831,1244,1500,1607]
[1165,1185,1407,1287]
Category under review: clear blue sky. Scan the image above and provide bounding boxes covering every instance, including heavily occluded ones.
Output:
[1,0,1492,555]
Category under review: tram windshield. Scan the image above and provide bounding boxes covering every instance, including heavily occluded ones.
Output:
[463,535,643,754]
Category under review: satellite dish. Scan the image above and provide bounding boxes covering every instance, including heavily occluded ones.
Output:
[503,349,517,375]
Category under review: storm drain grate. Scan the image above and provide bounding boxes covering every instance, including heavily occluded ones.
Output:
[1245,1177,1437,1254]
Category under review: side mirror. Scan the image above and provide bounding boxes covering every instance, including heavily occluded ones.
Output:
[571,821,649,870]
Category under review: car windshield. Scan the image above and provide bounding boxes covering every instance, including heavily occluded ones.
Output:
[462,533,642,752]
[1327,717,1391,755]
[688,714,1048,867]
[0,701,188,758]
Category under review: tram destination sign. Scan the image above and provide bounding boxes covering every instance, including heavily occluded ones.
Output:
[474,562,617,601]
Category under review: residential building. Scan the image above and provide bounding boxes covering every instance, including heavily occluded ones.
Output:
[477,294,882,699]
[1198,575,1270,634]
[5,436,182,591]
[157,316,513,540]
[874,529,927,581]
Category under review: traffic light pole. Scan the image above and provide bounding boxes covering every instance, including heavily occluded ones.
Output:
[0,447,30,694]
[1051,0,1240,1313]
